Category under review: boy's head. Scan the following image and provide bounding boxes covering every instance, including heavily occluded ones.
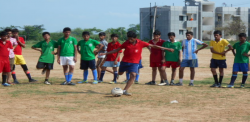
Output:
[4,28,12,38]
[153,30,161,40]
[127,31,137,43]
[168,32,175,41]
[186,31,193,40]
[42,32,50,40]
[99,32,106,40]
[213,30,222,41]
[12,29,19,37]
[0,31,8,41]
[82,31,90,41]
[111,34,119,42]
[238,33,247,42]
[63,27,71,37]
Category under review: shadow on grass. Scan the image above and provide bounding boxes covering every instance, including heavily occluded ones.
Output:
[56,90,109,95]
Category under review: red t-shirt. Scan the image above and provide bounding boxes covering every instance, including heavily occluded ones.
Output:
[120,39,149,64]
[148,39,165,63]
[14,37,25,55]
[106,41,123,62]
[0,40,13,60]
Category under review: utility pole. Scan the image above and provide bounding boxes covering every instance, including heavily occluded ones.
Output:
[152,3,157,39]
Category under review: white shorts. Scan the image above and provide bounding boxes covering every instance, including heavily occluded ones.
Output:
[98,53,106,58]
[102,61,120,67]
[60,56,75,66]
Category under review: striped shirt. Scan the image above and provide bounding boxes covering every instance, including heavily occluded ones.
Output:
[182,38,203,60]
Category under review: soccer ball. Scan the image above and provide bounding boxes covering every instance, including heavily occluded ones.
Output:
[111,87,123,97]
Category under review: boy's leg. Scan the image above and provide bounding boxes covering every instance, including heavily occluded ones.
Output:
[92,68,98,84]
[171,68,177,83]
[145,67,157,85]
[68,65,75,82]
[158,66,168,85]
[123,72,136,95]
[2,72,10,86]
[241,72,248,87]
[112,67,118,83]
[135,70,140,84]
[211,68,219,86]
[178,67,185,84]
[190,67,195,84]
[228,72,238,86]
[219,68,224,85]
[62,65,69,83]
[99,67,107,82]
[96,58,104,79]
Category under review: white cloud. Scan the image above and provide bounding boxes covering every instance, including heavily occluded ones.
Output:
[106,12,139,18]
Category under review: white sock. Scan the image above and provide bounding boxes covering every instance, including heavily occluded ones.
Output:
[123,90,126,93]
[179,79,183,83]
[190,80,194,83]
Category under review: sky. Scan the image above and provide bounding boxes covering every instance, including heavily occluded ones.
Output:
[0,0,250,32]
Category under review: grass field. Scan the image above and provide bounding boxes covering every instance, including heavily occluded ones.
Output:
[0,47,250,122]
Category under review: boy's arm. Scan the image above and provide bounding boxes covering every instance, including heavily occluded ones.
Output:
[77,45,81,54]
[16,36,26,48]
[148,44,174,52]
[178,51,182,64]
[74,45,77,63]
[232,49,236,56]
[31,47,42,54]
[194,43,208,54]
[94,44,104,55]
[162,50,165,63]
[114,52,122,65]
[100,48,122,56]
[57,46,61,64]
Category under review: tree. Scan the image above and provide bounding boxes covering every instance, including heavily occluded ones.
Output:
[21,25,45,41]
[127,24,140,39]
[222,18,247,37]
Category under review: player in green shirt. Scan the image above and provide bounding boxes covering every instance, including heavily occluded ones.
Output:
[162,32,182,86]
[57,27,78,85]
[77,31,104,84]
[224,33,250,88]
[32,32,58,85]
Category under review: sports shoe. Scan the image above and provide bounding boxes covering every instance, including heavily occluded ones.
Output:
[60,81,67,85]
[240,84,245,88]
[98,80,103,83]
[223,85,234,88]
[13,79,20,84]
[41,69,46,75]
[44,81,51,85]
[2,83,11,87]
[29,78,37,82]
[175,82,183,86]
[170,81,175,86]
[189,83,194,86]
[78,80,88,84]
[210,84,219,88]
[121,80,128,84]
[92,80,98,84]
[109,81,116,84]
[123,91,132,96]
[164,80,170,86]
[67,82,76,85]
[218,83,221,88]
[145,81,156,85]
[134,80,139,84]
[158,82,166,86]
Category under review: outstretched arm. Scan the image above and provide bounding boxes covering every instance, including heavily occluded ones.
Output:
[194,43,208,54]
[148,44,174,52]
[99,48,122,56]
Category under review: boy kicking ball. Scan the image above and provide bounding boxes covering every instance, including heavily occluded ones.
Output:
[32,32,58,85]
[98,34,122,84]
[100,31,174,96]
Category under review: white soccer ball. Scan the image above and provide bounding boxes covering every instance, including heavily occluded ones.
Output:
[111,87,123,97]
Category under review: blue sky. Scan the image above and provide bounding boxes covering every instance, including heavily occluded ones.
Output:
[0,0,249,32]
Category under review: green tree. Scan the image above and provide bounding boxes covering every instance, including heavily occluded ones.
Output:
[127,24,140,39]
[21,25,45,41]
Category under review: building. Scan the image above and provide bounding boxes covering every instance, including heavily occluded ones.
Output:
[140,0,250,41]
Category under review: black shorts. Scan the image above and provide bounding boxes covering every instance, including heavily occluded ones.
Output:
[210,59,227,68]
[80,59,96,70]
[36,62,54,70]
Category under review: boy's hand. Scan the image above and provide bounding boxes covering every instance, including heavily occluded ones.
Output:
[161,59,165,64]
[168,48,174,52]
[114,61,118,65]
[220,51,226,56]
[177,60,181,65]
[243,53,249,57]
[94,50,98,55]
[194,50,199,54]
[99,53,106,56]
[73,57,77,63]
[57,59,60,64]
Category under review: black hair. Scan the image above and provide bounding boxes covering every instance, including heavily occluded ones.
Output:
[4,28,12,33]
[42,32,50,36]
[153,30,161,35]
[12,29,19,33]
[186,31,193,36]
[99,32,106,36]
[111,34,119,38]
[0,31,8,36]
[82,31,90,36]
[127,31,137,38]
[168,32,175,37]
[213,30,222,35]
[63,27,71,32]
[238,33,247,38]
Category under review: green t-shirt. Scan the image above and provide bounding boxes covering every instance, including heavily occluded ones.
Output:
[233,41,250,63]
[32,40,58,63]
[58,36,77,56]
[77,39,100,61]
[162,41,182,62]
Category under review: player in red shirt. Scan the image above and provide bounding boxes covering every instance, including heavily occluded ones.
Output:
[0,31,13,86]
[100,31,174,96]
[146,30,167,85]
[98,34,122,84]
[11,29,37,84]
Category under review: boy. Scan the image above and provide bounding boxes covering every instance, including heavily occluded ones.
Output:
[224,33,250,88]
[100,31,174,96]
[175,31,208,86]
[32,32,58,85]
[12,29,37,84]
[57,27,77,85]
[77,31,104,84]
[209,30,232,88]
[161,32,182,86]
[96,32,108,79]
[0,31,13,86]
[145,30,166,85]
[99,34,122,84]
[5,29,17,84]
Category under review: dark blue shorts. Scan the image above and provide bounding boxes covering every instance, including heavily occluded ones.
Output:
[180,59,198,67]
[119,62,139,74]
[210,59,227,68]
[233,63,249,72]
[138,60,143,69]
[80,59,96,70]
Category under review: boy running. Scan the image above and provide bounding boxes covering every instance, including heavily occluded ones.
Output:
[224,33,250,88]
[99,34,122,84]
[175,31,208,86]
[96,32,108,79]
[77,31,104,84]
[32,32,58,85]
[57,27,77,85]
[100,31,174,96]
[210,30,232,88]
